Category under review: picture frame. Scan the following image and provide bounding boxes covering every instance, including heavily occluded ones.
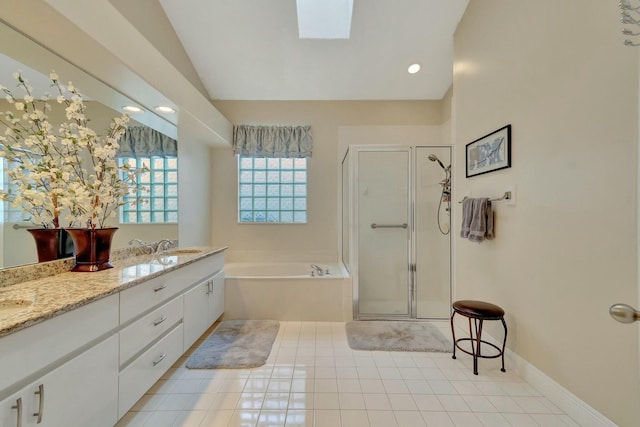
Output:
[465,124,511,178]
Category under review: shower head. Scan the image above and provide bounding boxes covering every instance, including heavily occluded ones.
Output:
[428,154,446,170]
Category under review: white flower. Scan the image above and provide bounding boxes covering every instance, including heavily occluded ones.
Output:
[24,95,34,103]
[49,72,59,81]
[14,102,24,111]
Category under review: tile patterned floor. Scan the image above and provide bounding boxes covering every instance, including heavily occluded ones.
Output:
[116,321,581,427]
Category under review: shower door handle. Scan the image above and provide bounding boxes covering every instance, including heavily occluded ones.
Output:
[371,223,408,229]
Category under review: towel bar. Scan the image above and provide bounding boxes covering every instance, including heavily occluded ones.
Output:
[458,191,511,204]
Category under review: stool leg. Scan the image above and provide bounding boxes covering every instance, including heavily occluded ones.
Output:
[500,317,507,373]
[450,312,457,360]
[468,317,478,375]
[475,318,484,375]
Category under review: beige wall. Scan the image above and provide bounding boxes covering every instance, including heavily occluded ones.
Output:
[454,1,639,425]
[211,101,442,261]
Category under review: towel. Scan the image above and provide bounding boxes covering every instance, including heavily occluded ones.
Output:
[460,197,494,242]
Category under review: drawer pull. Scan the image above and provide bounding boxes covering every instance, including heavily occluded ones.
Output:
[153,284,167,293]
[33,384,44,424]
[153,316,168,327]
[153,353,167,366]
[11,397,22,427]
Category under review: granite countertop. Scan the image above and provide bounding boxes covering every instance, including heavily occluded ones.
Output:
[0,246,227,338]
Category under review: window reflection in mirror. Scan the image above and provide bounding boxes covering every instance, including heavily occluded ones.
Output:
[0,50,178,269]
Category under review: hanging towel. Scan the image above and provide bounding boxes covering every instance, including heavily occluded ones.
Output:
[460,197,494,242]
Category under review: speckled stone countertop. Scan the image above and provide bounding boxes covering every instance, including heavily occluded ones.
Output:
[0,246,227,338]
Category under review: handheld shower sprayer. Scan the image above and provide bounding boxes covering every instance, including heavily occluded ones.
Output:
[428,154,446,170]
[428,153,451,235]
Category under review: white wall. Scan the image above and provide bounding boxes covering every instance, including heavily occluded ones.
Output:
[454,1,640,425]
[177,112,214,247]
[210,101,442,261]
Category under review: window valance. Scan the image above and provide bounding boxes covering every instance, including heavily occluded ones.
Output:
[233,124,313,158]
[118,126,178,158]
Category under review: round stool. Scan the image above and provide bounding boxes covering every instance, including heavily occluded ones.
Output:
[450,300,507,375]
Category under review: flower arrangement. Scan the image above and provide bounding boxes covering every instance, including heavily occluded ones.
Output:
[0,71,141,229]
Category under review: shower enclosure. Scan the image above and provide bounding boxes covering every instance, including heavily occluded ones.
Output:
[342,145,451,319]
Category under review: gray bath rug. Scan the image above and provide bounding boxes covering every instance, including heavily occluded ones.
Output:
[346,321,452,353]
[186,320,280,369]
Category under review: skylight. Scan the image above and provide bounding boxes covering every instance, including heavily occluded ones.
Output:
[296,0,354,39]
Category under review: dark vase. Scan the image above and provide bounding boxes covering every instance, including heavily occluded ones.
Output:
[27,228,64,262]
[66,227,118,272]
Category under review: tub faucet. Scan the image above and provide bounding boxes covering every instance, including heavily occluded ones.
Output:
[311,264,325,276]
[128,238,147,247]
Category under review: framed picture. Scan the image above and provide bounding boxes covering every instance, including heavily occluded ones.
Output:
[466,124,511,178]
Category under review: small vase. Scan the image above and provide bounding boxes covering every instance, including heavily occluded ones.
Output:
[66,227,118,272]
[27,228,63,263]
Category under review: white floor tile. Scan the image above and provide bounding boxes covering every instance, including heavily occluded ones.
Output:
[314,409,341,427]
[387,393,418,411]
[367,410,398,427]
[340,410,370,427]
[119,322,574,427]
[420,411,455,427]
[393,411,426,427]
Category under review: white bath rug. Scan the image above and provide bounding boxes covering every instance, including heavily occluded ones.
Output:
[186,320,280,369]
[346,321,452,353]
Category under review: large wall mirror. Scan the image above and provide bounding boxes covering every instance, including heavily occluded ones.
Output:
[0,22,179,268]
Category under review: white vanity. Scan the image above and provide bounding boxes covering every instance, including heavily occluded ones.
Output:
[0,247,226,427]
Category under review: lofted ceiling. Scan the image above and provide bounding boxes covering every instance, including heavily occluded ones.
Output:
[159,0,469,101]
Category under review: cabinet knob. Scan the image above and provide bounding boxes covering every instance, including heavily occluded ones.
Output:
[11,397,22,427]
[33,384,44,424]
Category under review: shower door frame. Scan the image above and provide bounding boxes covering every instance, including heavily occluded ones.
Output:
[344,144,452,320]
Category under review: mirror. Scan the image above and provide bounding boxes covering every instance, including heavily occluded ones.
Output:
[0,23,179,269]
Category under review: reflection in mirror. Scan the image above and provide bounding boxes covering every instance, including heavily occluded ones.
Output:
[0,29,178,269]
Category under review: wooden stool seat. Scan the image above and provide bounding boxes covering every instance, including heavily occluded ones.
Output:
[450,300,507,375]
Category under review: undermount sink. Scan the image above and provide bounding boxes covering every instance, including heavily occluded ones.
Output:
[0,298,34,317]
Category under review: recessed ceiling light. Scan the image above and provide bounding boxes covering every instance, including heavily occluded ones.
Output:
[408,63,421,74]
[155,106,176,114]
[122,105,143,113]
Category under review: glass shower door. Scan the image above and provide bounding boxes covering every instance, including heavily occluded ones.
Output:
[357,149,411,317]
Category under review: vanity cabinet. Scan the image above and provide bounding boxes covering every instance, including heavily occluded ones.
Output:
[0,334,118,427]
[183,269,225,350]
[0,249,226,427]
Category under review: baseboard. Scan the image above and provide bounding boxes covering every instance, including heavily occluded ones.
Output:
[482,333,617,427]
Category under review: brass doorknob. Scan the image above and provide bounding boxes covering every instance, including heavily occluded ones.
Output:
[609,304,640,323]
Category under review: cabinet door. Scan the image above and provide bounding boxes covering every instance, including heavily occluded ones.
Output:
[208,270,225,323]
[37,335,118,427]
[0,389,30,427]
[183,279,210,350]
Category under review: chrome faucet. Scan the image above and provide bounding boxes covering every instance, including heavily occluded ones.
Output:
[311,264,325,276]
[155,239,174,254]
[128,238,147,247]
[128,238,155,254]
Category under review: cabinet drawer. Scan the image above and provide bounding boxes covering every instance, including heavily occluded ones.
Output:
[119,296,183,365]
[119,253,224,324]
[118,324,183,418]
[0,294,119,393]
[119,269,184,324]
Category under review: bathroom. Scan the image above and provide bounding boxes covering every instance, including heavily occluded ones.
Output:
[0,1,639,426]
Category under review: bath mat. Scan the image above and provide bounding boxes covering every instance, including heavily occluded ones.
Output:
[346,321,452,353]
[186,320,280,369]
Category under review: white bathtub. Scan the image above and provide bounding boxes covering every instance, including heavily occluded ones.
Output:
[223,262,352,321]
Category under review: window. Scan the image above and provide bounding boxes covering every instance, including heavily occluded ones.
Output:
[238,156,307,223]
[120,157,178,223]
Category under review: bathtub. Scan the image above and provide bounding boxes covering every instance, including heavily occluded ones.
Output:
[223,262,352,321]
